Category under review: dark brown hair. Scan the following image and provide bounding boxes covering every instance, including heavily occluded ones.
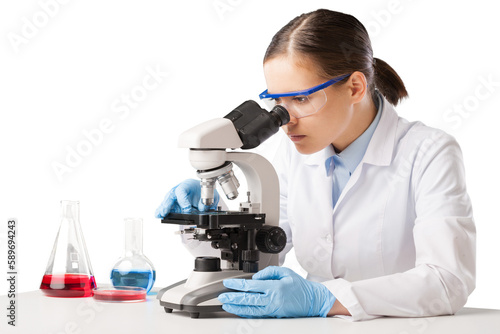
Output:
[264,9,408,106]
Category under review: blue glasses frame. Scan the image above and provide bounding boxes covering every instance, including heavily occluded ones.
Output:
[259,73,351,99]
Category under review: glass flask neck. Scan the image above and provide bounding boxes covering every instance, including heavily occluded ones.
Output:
[124,218,143,255]
[61,200,80,221]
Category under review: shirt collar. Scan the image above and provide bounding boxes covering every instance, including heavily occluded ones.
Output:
[304,91,398,170]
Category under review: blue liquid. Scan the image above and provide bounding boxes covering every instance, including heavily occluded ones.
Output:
[110,269,156,293]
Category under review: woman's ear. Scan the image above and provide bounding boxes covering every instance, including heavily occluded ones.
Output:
[347,71,368,104]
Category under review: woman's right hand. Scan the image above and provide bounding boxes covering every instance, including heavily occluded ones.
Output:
[154,179,220,218]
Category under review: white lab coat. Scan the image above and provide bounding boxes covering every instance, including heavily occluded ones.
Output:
[274,96,476,321]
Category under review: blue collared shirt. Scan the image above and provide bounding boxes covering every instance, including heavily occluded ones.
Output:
[327,92,383,207]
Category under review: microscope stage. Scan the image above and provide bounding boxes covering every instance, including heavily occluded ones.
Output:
[161,211,266,229]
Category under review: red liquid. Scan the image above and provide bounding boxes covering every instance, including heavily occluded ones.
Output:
[93,289,146,302]
[40,274,96,297]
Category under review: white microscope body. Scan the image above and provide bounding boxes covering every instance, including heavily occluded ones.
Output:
[157,101,289,318]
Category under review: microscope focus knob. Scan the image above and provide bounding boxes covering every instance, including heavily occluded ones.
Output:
[255,226,287,254]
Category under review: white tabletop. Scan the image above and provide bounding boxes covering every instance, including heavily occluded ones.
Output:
[1,290,499,334]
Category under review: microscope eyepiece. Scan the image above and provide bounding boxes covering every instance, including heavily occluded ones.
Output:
[270,105,290,127]
[224,100,290,149]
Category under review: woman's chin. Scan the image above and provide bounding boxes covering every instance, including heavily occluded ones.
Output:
[292,141,323,155]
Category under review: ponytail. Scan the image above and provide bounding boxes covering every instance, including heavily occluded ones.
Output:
[373,58,408,106]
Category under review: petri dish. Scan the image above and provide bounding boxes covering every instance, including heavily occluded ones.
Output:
[93,286,146,302]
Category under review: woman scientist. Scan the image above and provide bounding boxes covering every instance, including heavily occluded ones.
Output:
[155,9,475,321]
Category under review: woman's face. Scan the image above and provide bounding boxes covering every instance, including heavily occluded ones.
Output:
[263,55,364,154]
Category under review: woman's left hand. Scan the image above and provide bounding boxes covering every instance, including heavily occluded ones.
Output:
[218,266,336,318]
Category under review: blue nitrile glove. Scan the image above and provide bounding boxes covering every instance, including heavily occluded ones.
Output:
[218,266,336,318]
[154,179,220,218]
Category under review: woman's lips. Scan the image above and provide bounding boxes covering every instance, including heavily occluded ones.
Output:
[289,135,306,142]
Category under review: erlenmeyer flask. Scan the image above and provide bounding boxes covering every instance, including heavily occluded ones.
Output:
[40,200,96,297]
[110,218,156,293]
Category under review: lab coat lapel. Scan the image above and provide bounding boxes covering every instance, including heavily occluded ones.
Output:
[332,98,399,216]
[289,146,336,279]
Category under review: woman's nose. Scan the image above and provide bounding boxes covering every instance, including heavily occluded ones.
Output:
[287,113,298,125]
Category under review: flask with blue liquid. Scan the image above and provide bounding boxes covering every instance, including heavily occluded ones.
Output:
[111,218,156,293]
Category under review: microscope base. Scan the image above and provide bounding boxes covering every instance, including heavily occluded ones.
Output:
[157,270,252,318]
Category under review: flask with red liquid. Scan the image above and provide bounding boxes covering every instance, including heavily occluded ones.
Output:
[40,200,96,297]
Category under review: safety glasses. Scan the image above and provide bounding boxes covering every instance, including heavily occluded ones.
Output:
[259,73,351,119]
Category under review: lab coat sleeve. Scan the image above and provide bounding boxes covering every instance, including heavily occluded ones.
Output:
[272,136,294,266]
[322,131,476,321]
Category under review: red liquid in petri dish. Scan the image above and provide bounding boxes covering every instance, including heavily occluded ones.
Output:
[40,274,96,297]
[93,289,146,302]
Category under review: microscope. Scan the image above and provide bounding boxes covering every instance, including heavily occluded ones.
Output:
[157,100,289,318]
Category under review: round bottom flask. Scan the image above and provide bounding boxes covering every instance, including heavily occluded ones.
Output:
[110,218,156,293]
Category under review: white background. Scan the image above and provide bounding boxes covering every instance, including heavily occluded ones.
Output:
[1,0,499,311]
